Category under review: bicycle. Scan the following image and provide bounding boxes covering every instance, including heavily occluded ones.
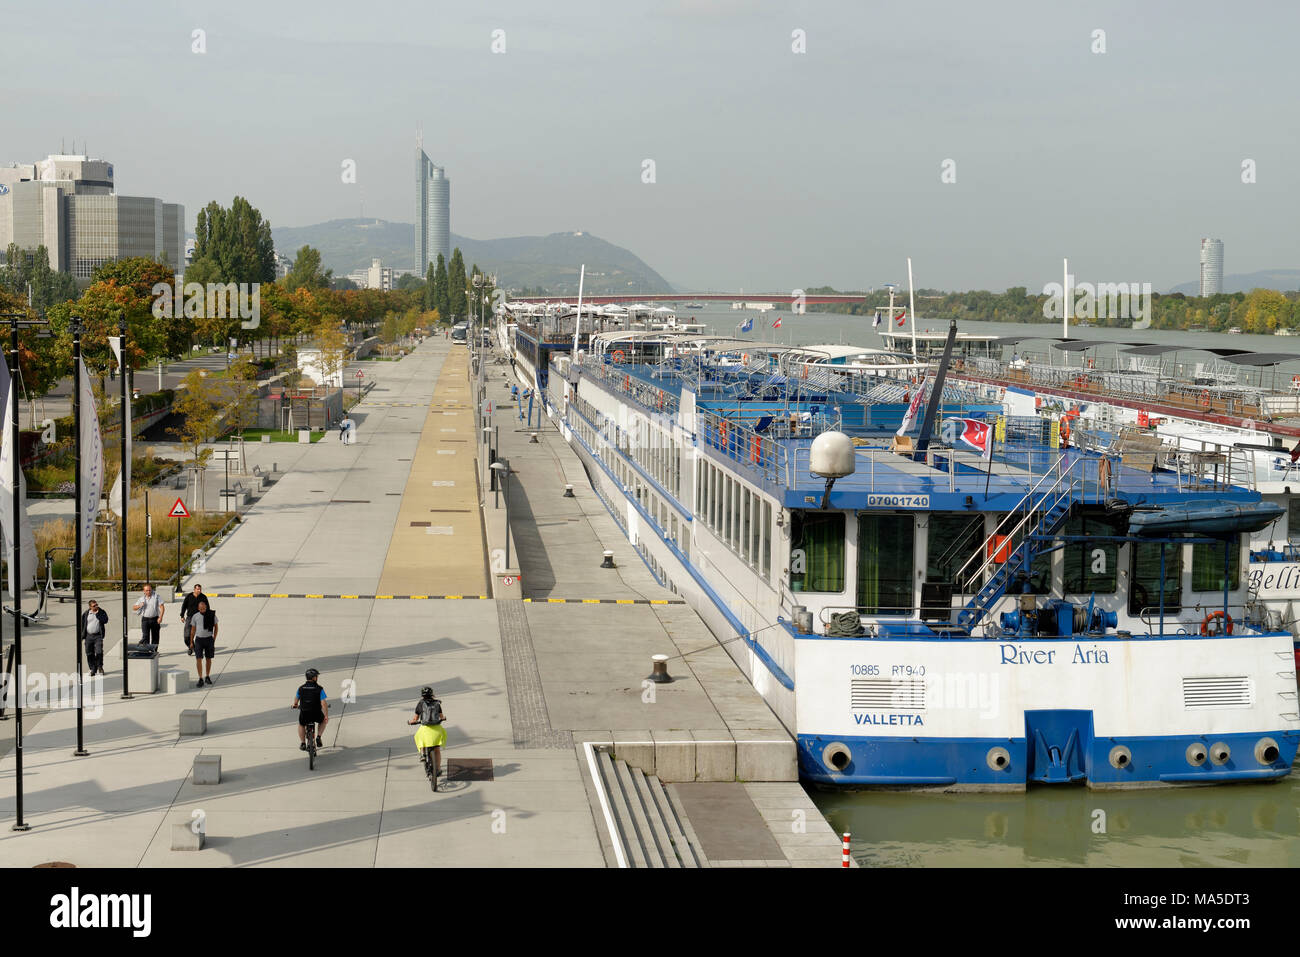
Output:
[304,718,318,770]
[420,743,439,792]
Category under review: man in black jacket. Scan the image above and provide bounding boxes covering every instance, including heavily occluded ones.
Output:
[178,584,211,657]
[81,599,110,676]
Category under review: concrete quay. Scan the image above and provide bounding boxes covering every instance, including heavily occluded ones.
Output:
[0,337,844,868]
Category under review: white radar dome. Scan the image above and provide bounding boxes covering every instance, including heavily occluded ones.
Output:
[809,431,856,479]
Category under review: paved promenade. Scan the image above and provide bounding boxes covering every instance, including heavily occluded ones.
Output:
[0,338,842,867]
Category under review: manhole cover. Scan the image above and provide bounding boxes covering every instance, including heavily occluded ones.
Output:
[447,759,494,782]
[34,862,75,868]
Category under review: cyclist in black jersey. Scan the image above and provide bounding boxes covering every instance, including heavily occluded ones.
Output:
[292,668,329,750]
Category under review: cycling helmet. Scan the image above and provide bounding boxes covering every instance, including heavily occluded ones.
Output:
[421,686,434,698]
[306,668,320,680]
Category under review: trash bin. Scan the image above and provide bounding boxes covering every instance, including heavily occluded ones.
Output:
[119,642,160,693]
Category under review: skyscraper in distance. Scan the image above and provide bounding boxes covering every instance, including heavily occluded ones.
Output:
[415,138,450,278]
[1200,238,1223,297]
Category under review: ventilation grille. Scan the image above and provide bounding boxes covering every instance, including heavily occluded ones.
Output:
[1182,676,1253,709]
[851,678,926,711]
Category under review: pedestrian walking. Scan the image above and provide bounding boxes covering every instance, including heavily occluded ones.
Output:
[187,598,219,687]
[132,583,164,645]
[179,584,210,657]
[80,599,110,676]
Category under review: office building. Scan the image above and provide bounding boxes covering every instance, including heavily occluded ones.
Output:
[414,140,450,278]
[0,153,183,278]
[1200,238,1224,297]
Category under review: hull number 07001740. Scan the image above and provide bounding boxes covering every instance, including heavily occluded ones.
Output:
[866,494,929,508]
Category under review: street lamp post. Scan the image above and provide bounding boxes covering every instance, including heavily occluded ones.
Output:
[118,317,131,700]
[2,310,49,829]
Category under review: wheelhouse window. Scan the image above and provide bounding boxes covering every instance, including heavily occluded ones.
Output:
[1062,510,1119,594]
[1129,541,1182,616]
[1191,535,1240,593]
[857,513,915,614]
[790,511,845,593]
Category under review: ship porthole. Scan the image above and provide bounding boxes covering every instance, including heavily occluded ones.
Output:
[1209,742,1231,766]
[1185,743,1207,767]
[1108,745,1132,769]
[1254,737,1280,765]
[986,746,1011,771]
[822,742,851,772]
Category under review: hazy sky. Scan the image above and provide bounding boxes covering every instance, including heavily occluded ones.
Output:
[5,0,1298,292]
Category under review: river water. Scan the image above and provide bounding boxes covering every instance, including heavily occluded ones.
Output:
[685,303,1300,866]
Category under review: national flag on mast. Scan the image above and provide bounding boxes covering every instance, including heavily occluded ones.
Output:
[0,358,37,595]
[739,317,754,333]
[77,358,103,554]
[772,316,781,329]
[873,311,882,328]
[951,418,993,459]
[895,310,907,328]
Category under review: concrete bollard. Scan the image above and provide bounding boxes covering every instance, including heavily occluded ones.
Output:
[193,754,222,785]
[563,484,574,498]
[529,432,539,443]
[161,669,188,695]
[645,653,673,684]
[179,709,208,736]
[172,823,204,851]
[601,549,616,569]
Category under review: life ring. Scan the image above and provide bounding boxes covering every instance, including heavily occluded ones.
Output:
[1086,357,1095,369]
[718,421,729,450]
[1292,374,1300,389]
[1200,610,1233,636]
[612,350,625,363]
[1201,390,1211,409]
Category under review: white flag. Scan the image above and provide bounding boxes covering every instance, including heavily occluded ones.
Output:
[109,369,132,519]
[897,376,930,437]
[78,359,104,553]
[0,360,37,595]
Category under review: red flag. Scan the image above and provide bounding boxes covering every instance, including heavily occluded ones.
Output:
[895,311,907,328]
[958,419,993,459]
[772,316,782,329]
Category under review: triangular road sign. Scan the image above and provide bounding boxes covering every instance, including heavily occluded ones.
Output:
[169,497,191,518]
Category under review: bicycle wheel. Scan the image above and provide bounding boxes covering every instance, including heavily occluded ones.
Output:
[307,725,316,771]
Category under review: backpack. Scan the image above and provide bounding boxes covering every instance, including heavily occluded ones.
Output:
[418,698,444,726]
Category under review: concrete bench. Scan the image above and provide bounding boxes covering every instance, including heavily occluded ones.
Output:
[179,709,207,736]
[171,822,204,851]
[193,754,221,785]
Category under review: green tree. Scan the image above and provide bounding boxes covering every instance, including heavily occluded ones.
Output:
[2,244,78,314]
[189,197,276,284]
[447,248,467,319]
[283,245,332,292]
[170,368,223,510]
[433,254,449,319]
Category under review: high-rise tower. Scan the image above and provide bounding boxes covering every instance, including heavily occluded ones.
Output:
[1199,238,1223,297]
[415,139,450,277]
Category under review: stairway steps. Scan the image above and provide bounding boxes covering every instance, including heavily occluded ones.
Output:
[645,774,699,867]
[663,783,711,867]
[596,750,648,868]
[613,758,666,868]
[631,767,680,868]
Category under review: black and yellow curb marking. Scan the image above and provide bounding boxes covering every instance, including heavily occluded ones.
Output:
[203,593,489,600]
[523,598,685,605]
[200,593,685,604]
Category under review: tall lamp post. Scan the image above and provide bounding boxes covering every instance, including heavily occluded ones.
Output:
[71,318,89,758]
[2,310,49,830]
[116,317,131,699]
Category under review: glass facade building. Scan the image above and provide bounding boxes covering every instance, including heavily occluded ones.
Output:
[0,154,182,278]
[414,144,450,279]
